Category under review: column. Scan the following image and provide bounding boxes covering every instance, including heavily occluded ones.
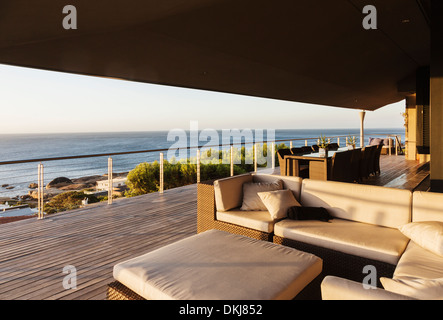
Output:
[430,0,443,192]
[405,94,418,161]
[359,111,366,148]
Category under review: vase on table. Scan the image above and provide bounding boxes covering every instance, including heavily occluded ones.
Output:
[319,148,328,157]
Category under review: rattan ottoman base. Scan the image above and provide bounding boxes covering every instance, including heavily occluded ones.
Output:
[107,280,145,300]
[106,278,322,301]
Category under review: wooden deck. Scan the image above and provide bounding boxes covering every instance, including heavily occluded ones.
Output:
[360,155,429,191]
[0,155,429,300]
[0,185,198,300]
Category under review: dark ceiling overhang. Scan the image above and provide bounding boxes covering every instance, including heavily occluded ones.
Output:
[0,0,430,110]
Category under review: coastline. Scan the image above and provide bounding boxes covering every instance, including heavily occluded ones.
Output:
[0,172,128,213]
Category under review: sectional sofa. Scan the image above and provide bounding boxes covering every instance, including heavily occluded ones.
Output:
[197,173,443,300]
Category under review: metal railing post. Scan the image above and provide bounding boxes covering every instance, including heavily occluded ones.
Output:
[197,149,201,183]
[254,143,258,172]
[389,136,392,156]
[230,146,234,177]
[37,163,44,219]
[160,153,164,193]
[271,142,275,169]
[108,157,113,204]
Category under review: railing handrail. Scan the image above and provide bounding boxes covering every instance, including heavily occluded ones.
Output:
[0,133,402,166]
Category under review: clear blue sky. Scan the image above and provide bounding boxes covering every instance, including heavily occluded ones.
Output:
[0,64,405,134]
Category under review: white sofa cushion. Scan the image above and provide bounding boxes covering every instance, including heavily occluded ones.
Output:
[321,276,415,300]
[240,179,283,211]
[301,179,412,228]
[393,241,443,280]
[214,173,253,212]
[274,218,409,264]
[258,189,301,220]
[380,276,443,300]
[412,191,443,222]
[217,210,275,233]
[113,229,323,300]
[399,221,443,257]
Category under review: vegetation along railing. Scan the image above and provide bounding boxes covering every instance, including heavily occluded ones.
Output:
[0,134,402,220]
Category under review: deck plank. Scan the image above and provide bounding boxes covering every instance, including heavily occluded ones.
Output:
[0,155,430,300]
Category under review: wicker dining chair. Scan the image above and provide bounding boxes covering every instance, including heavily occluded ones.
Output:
[350,148,362,182]
[290,147,304,155]
[374,144,383,175]
[328,143,339,151]
[301,146,313,154]
[277,148,293,175]
[367,145,378,175]
[330,150,353,182]
[359,146,375,179]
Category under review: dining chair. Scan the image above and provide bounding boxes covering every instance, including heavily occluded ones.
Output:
[277,148,293,175]
[290,147,304,155]
[330,150,353,182]
[301,146,313,154]
[368,145,377,175]
[374,144,383,175]
[350,148,362,182]
[328,143,339,151]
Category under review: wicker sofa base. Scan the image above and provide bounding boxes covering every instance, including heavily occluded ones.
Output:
[273,236,396,288]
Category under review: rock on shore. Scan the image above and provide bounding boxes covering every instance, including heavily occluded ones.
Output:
[46,177,73,189]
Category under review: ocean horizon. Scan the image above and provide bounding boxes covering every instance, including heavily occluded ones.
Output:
[0,128,405,198]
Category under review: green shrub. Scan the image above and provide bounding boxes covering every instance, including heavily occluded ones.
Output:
[125,144,289,197]
[44,191,99,214]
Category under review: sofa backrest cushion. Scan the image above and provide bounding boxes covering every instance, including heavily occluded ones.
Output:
[369,137,383,146]
[383,138,394,146]
[240,180,284,211]
[253,174,303,202]
[214,173,253,212]
[412,191,443,222]
[301,179,412,228]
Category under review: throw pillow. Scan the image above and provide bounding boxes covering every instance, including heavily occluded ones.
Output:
[381,276,443,300]
[257,189,301,220]
[398,221,443,257]
[287,206,331,222]
[240,180,283,211]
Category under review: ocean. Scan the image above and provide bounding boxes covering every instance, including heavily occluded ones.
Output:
[0,128,404,198]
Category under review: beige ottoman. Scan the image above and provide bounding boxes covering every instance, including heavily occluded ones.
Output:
[110,229,322,300]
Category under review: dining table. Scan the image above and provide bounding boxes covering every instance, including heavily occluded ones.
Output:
[284,147,350,180]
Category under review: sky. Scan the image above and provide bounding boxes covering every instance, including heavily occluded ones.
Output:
[0,64,406,134]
